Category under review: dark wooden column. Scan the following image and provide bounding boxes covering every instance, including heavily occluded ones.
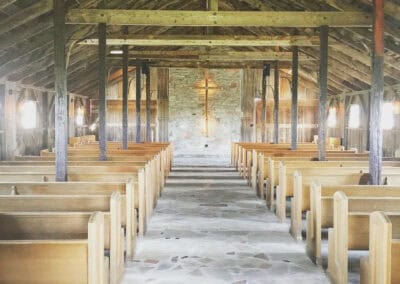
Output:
[273,61,280,144]
[157,68,169,142]
[0,84,5,160]
[261,64,270,142]
[53,0,68,181]
[42,91,49,150]
[343,95,350,150]
[370,0,384,185]
[145,64,151,142]
[291,46,299,150]
[318,25,329,161]
[135,61,142,143]
[122,44,128,149]
[98,1,107,160]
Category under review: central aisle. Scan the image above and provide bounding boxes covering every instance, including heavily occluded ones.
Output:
[123,166,329,284]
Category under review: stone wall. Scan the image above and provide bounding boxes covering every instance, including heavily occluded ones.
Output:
[169,68,241,163]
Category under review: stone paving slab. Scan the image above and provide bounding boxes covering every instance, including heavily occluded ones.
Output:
[123,165,330,284]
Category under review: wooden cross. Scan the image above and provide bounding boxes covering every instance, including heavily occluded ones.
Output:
[194,69,220,137]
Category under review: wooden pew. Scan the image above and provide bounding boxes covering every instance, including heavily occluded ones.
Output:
[362,211,400,284]
[276,165,400,222]
[305,185,400,264]
[291,170,400,240]
[0,181,136,259]
[0,211,105,284]
[0,171,151,237]
[0,193,123,284]
[327,192,400,284]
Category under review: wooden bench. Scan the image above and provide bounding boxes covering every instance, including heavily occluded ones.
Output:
[291,170,400,240]
[327,192,400,284]
[362,211,400,284]
[0,171,152,237]
[0,181,136,259]
[0,192,123,284]
[305,185,400,264]
[0,211,105,284]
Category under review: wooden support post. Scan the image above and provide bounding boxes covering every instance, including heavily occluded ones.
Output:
[0,84,5,160]
[273,61,280,144]
[68,95,75,138]
[291,46,299,150]
[318,25,329,161]
[370,0,384,185]
[145,64,151,142]
[135,61,142,143]
[98,2,107,160]
[157,68,169,142]
[122,44,128,149]
[42,91,49,150]
[53,0,68,180]
[261,64,270,142]
[343,95,350,150]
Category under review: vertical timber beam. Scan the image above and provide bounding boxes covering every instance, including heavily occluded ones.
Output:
[370,0,384,185]
[291,46,299,150]
[0,84,5,160]
[318,25,329,161]
[122,43,129,149]
[42,91,49,150]
[145,63,152,142]
[98,0,107,160]
[157,68,169,142]
[261,64,270,142]
[53,0,68,180]
[273,61,280,144]
[343,95,350,150]
[135,61,142,143]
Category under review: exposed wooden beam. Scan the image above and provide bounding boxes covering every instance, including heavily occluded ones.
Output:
[66,10,372,27]
[109,50,315,61]
[79,35,333,47]
[0,0,53,35]
[261,64,269,142]
[291,46,299,150]
[144,64,151,142]
[318,25,329,161]
[0,0,18,10]
[273,61,279,144]
[135,61,142,143]
[53,0,68,181]
[98,20,107,161]
[122,44,128,149]
[370,0,384,185]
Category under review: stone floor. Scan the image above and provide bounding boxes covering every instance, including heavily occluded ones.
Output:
[123,164,330,284]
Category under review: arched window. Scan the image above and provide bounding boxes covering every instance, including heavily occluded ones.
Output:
[20,100,37,129]
[76,107,84,126]
[348,104,360,129]
[327,107,337,128]
[382,102,394,130]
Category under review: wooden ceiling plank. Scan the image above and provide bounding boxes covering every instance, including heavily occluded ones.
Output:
[0,0,53,35]
[66,9,372,27]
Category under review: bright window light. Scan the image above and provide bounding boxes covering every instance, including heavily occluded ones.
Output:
[20,101,37,129]
[76,107,84,126]
[382,102,394,130]
[327,107,337,128]
[348,104,360,129]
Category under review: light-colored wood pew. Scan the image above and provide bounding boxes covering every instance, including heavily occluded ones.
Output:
[0,193,123,284]
[327,192,400,284]
[0,171,151,237]
[0,211,105,284]
[0,181,136,259]
[276,166,400,222]
[306,185,400,264]
[362,211,400,284]
[291,171,400,240]
[251,150,367,193]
